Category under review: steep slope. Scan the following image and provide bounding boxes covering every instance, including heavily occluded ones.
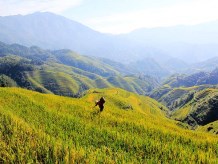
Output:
[165,74,191,88]
[151,85,196,110]
[52,49,119,77]
[197,68,218,85]
[151,70,218,128]
[197,121,218,135]
[0,42,120,77]
[161,71,210,88]
[0,87,218,163]
[172,88,218,127]
[150,84,217,110]
[0,42,158,96]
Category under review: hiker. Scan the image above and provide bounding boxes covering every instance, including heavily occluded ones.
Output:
[95,97,105,112]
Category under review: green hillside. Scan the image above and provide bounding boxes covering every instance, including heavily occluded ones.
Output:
[0,42,158,96]
[172,88,218,127]
[151,71,218,130]
[0,87,218,163]
[197,121,218,135]
[151,81,218,111]
[162,68,218,88]
[0,74,17,87]
[151,68,218,108]
[151,85,203,110]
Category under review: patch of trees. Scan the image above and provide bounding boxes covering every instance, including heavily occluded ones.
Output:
[0,74,17,87]
[0,56,35,89]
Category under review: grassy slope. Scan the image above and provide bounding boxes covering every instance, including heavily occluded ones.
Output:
[0,87,218,163]
[0,54,157,96]
[172,88,218,125]
[151,85,195,110]
[197,121,218,135]
[0,43,160,96]
[151,84,217,110]
[53,50,120,77]
[25,61,154,96]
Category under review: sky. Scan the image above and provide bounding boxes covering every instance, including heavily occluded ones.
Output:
[1,0,218,34]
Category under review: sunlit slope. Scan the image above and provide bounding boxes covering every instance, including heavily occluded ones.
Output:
[0,87,218,163]
[197,121,218,135]
[26,69,95,96]
[150,84,217,110]
[0,43,159,96]
[151,68,218,111]
[26,67,154,96]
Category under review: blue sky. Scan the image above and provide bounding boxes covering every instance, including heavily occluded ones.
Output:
[1,0,218,34]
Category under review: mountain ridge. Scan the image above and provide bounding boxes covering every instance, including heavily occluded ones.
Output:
[0,12,199,65]
[0,41,159,96]
[2,12,218,71]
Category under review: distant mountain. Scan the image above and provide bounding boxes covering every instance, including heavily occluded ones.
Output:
[162,72,208,88]
[162,68,218,88]
[0,12,165,63]
[129,57,189,77]
[123,21,218,63]
[0,42,159,96]
[129,58,170,78]
[0,12,105,53]
[1,12,218,71]
[163,58,189,73]
[188,57,218,72]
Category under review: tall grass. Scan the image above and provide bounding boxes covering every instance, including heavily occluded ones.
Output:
[0,87,218,163]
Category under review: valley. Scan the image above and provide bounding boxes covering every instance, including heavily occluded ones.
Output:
[1,11,218,163]
[0,42,158,96]
[1,43,218,162]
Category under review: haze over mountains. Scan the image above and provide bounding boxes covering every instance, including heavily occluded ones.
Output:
[124,22,218,63]
[1,12,218,67]
[2,9,218,163]
[0,41,160,96]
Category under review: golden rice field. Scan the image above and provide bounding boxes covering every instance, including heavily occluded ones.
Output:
[0,87,218,163]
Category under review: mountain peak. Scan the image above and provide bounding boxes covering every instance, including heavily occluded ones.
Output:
[0,11,102,51]
[27,11,64,18]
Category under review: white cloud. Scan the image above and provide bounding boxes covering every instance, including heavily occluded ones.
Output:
[84,0,218,34]
[0,0,82,16]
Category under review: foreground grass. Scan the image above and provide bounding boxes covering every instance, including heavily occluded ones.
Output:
[0,87,218,163]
